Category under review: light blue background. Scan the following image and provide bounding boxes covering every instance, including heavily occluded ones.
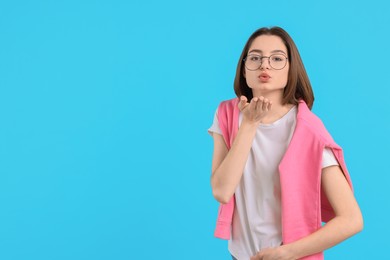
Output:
[0,0,389,259]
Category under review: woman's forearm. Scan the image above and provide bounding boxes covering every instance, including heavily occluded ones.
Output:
[284,214,363,259]
[211,121,257,204]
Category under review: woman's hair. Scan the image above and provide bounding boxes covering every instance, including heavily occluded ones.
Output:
[234,26,314,109]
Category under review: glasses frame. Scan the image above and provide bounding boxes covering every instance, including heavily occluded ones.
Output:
[243,54,288,71]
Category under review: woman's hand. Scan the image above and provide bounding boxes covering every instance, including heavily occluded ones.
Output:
[238,95,272,125]
[250,245,296,260]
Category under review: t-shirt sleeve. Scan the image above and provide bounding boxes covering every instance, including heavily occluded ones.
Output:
[322,147,340,169]
[208,108,222,136]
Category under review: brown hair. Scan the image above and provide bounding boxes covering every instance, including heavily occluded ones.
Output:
[234,26,314,109]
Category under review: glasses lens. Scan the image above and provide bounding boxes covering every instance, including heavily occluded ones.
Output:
[269,54,287,70]
[245,55,261,71]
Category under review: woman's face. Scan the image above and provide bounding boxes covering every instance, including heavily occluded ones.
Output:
[244,35,289,96]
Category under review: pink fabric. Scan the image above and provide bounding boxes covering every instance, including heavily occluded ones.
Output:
[214,98,353,260]
[213,98,240,239]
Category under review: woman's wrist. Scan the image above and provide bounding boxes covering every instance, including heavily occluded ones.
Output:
[280,243,301,260]
[241,118,261,129]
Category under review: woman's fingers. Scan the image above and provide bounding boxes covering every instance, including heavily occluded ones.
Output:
[241,96,273,124]
[267,100,272,111]
[254,97,262,111]
[238,96,249,111]
[263,98,270,111]
[253,96,271,112]
[249,97,258,111]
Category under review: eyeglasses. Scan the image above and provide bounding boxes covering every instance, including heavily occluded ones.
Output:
[243,54,288,70]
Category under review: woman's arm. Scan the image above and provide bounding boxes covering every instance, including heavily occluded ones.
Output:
[251,165,363,260]
[211,96,271,204]
[211,123,257,204]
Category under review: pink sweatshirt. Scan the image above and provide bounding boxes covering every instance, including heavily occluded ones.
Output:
[214,98,353,260]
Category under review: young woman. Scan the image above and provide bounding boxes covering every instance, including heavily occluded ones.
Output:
[208,27,363,260]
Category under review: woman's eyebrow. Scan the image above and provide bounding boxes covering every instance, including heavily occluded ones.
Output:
[271,50,287,55]
[248,49,262,54]
[248,49,287,55]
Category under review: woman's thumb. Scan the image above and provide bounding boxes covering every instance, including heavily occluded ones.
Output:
[238,96,248,111]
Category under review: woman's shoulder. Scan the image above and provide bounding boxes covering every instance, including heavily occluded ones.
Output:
[296,101,336,145]
[218,97,239,108]
[216,97,240,116]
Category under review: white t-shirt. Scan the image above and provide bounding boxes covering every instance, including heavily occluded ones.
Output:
[208,105,339,260]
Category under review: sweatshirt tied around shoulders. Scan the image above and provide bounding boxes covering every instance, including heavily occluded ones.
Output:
[214,98,353,260]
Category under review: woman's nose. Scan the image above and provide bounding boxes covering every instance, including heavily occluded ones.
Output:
[259,57,269,70]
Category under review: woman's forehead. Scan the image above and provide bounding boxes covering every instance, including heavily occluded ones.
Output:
[248,35,287,53]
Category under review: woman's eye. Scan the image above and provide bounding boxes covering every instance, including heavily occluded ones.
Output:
[272,55,284,62]
[250,56,260,61]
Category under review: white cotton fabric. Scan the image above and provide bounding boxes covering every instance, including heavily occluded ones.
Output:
[208,105,339,259]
